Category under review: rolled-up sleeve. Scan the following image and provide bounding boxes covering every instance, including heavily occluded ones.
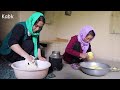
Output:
[8,24,25,47]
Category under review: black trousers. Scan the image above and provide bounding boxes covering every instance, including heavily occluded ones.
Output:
[3,40,34,63]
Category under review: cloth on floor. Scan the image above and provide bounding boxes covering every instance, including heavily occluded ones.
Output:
[71,63,80,70]
[45,72,56,79]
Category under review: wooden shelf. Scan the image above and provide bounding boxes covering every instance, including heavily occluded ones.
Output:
[40,38,69,44]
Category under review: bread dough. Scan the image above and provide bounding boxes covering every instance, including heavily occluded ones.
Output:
[25,59,38,70]
[26,62,38,69]
[89,65,102,70]
[87,52,94,60]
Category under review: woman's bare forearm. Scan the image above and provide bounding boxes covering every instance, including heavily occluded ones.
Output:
[38,48,41,58]
[10,44,30,59]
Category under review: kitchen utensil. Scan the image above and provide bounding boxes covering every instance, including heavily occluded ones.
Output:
[79,61,120,76]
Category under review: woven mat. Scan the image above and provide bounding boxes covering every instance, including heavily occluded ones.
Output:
[0,56,55,79]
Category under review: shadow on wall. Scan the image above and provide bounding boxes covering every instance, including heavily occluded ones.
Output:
[0,11,19,41]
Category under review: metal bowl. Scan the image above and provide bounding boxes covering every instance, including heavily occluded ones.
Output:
[79,61,111,76]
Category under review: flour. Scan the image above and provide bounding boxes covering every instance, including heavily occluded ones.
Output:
[24,59,38,70]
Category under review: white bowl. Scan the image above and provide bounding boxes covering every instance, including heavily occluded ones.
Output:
[11,60,51,79]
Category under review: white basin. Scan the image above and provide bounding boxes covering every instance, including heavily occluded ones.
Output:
[11,60,51,79]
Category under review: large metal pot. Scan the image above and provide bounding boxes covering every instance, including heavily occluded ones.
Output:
[49,51,63,72]
[79,61,120,76]
[49,51,62,59]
